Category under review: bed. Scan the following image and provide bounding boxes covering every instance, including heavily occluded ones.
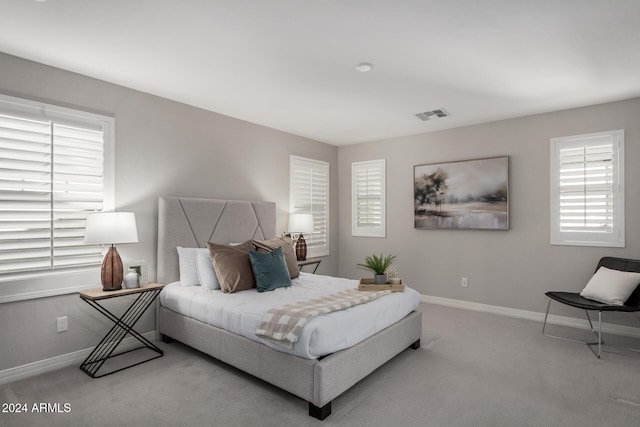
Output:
[156,196,422,420]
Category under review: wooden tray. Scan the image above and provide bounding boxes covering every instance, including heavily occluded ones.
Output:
[358,278,405,292]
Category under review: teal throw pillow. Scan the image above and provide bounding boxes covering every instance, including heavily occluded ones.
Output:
[249,246,292,292]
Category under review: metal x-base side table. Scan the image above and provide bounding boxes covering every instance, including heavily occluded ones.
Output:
[79,283,164,378]
[297,257,322,274]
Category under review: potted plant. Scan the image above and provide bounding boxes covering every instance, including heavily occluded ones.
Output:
[358,254,397,284]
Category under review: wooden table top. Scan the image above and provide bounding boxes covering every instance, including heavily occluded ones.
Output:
[79,283,164,301]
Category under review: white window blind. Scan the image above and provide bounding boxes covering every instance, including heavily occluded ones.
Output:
[0,94,114,302]
[290,156,329,257]
[550,130,624,247]
[352,159,385,237]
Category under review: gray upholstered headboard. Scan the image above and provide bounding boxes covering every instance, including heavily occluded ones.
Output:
[157,197,276,284]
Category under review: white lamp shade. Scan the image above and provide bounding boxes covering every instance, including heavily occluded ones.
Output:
[288,213,314,234]
[84,212,139,245]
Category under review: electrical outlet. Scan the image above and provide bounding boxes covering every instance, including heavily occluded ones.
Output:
[461,277,468,288]
[56,316,68,333]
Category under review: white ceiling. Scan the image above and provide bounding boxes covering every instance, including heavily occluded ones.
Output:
[1,0,640,146]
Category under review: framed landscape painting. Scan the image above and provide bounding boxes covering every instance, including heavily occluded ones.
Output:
[414,156,509,230]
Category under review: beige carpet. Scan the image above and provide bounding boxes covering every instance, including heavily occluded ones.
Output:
[2,303,640,427]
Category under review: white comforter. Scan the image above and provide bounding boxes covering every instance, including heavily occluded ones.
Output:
[160,272,421,359]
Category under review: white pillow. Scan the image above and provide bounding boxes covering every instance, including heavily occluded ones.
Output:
[176,247,205,286]
[580,266,640,305]
[197,250,220,290]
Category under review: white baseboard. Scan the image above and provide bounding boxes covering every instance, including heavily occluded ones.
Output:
[421,295,640,339]
[0,331,157,386]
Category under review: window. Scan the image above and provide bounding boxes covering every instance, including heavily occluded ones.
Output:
[0,94,114,302]
[290,155,329,257]
[550,129,624,247]
[352,159,385,237]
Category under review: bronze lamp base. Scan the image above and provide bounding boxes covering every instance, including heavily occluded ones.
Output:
[101,245,123,291]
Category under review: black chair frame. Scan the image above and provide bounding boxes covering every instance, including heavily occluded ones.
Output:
[542,257,640,358]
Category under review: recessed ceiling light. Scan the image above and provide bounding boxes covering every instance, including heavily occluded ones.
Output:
[355,63,373,72]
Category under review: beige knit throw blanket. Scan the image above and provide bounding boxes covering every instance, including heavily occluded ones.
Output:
[255,288,391,349]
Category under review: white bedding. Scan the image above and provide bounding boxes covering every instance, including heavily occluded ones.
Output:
[160,272,421,359]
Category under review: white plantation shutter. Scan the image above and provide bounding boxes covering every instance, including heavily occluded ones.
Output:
[550,130,624,247]
[0,114,53,274]
[352,159,385,237]
[290,156,329,257]
[52,124,105,269]
[558,144,613,232]
[0,94,114,301]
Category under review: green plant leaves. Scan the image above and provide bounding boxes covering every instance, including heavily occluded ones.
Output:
[357,254,397,275]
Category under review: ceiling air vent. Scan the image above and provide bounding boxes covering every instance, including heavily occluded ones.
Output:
[415,109,449,121]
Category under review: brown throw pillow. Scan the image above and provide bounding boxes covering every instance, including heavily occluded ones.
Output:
[251,235,300,279]
[207,241,255,293]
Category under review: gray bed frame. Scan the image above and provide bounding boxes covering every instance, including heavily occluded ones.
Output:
[156,196,422,420]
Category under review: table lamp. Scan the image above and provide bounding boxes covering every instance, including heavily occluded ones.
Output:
[84,212,139,291]
[288,213,314,261]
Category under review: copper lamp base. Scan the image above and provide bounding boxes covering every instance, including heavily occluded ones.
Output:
[101,245,123,291]
[295,234,307,261]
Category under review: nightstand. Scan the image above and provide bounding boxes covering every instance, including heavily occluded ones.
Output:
[297,257,321,274]
[78,283,164,378]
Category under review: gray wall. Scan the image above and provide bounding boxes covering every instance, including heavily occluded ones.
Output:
[338,97,640,324]
[0,53,338,371]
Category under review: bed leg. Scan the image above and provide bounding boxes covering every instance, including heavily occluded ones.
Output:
[161,334,174,344]
[410,339,421,350]
[309,401,331,420]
